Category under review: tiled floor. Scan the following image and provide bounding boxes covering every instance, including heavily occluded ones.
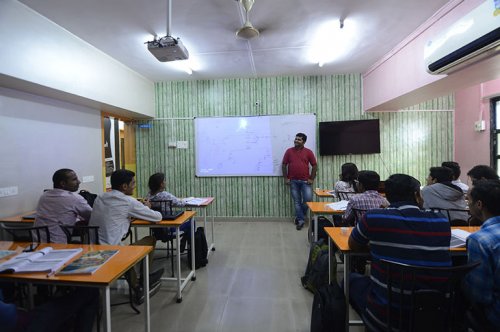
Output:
[109,220,361,332]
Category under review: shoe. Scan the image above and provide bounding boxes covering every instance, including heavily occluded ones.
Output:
[296,220,304,230]
[294,218,299,225]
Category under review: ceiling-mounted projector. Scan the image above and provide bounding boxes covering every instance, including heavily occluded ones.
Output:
[146,36,189,62]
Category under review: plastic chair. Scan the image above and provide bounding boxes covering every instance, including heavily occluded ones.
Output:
[60,225,100,244]
[0,224,50,244]
[428,207,471,226]
[380,259,480,332]
[336,191,356,201]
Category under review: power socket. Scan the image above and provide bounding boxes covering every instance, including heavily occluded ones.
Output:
[474,120,485,132]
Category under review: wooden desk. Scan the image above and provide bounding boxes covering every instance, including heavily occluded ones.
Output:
[131,210,196,303]
[0,241,152,332]
[306,202,344,242]
[0,211,37,224]
[325,226,480,331]
[314,188,335,198]
[185,197,216,257]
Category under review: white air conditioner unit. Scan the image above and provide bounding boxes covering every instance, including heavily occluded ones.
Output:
[424,0,500,75]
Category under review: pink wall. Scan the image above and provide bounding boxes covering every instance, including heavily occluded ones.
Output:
[455,78,500,180]
[362,0,488,112]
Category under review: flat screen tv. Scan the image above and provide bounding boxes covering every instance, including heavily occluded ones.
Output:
[319,119,380,155]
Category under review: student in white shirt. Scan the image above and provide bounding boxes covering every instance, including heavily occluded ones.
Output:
[89,169,163,304]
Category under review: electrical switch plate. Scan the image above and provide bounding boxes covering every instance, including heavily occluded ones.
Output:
[168,141,177,148]
[474,120,486,132]
[82,175,94,183]
[177,141,188,149]
[0,186,18,198]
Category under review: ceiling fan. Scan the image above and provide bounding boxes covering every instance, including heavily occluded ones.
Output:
[236,0,260,39]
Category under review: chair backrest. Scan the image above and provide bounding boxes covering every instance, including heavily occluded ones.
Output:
[149,199,173,214]
[351,208,367,226]
[336,191,356,201]
[429,207,471,226]
[60,225,100,244]
[380,259,480,332]
[0,223,50,243]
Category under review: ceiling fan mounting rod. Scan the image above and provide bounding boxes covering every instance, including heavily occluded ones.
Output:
[166,0,172,37]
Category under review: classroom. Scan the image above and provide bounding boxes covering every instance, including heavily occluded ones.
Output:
[0,0,499,331]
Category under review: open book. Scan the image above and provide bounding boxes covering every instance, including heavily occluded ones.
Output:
[326,200,349,211]
[57,250,119,275]
[0,247,82,274]
[450,229,471,248]
[183,197,208,206]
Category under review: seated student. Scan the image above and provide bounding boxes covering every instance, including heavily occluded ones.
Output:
[34,169,92,243]
[442,161,469,193]
[334,162,358,199]
[467,165,499,184]
[421,166,469,222]
[89,169,163,304]
[1,287,98,332]
[346,174,451,331]
[463,179,500,331]
[146,172,192,251]
[343,170,388,226]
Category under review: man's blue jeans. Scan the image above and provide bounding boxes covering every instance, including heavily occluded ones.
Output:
[290,179,312,222]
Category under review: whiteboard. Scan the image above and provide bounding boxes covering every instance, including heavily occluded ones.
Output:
[194,114,317,176]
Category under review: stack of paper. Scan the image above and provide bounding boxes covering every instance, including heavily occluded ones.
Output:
[0,247,82,274]
[326,200,349,211]
[450,229,471,248]
[184,197,207,206]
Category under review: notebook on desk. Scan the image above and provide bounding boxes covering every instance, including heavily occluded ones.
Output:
[450,229,471,248]
[151,199,184,220]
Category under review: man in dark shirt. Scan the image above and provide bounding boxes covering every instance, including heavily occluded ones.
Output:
[347,174,451,331]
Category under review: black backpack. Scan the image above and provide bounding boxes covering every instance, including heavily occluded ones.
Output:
[314,216,332,241]
[310,282,347,332]
[79,190,97,207]
[301,238,333,294]
[188,227,208,269]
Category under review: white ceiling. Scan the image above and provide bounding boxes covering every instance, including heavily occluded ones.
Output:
[19,0,451,83]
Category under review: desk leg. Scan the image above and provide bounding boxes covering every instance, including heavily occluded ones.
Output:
[210,204,215,252]
[344,253,350,332]
[191,216,196,281]
[176,229,182,303]
[103,286,111,332]
[328,237,332,284]
[314,215,318,242]
[143,254,150,332]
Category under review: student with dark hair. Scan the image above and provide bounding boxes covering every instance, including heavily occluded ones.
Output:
[34,168,92,243]
[463,179,500,330]
[334,162,358,198]
[421,166,468,221]
[282,132,317,230]
[343,170,388,225]
[442,161,468,193]
[467,165,499,184]
[89,169,164,304]
[146,172,192,251]
[346,174,451,331]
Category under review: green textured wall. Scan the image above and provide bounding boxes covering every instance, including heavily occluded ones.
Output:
[136,75,454,218]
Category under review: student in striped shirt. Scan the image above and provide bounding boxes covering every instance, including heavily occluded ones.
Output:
[347,174,451,331]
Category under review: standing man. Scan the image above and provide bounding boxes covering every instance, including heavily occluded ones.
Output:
[282,133,317,230]
[463,179,500,330]
[34,168,92,243]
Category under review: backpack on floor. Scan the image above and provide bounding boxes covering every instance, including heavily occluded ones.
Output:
[314,216,332,241]
[310,282,346,332]
[188,227,208,269]
[301,238,331,294]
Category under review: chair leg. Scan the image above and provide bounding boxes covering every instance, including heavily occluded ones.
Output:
[170,239,175,277]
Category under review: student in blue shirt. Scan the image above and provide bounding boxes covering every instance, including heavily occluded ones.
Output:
[463,179,500,330]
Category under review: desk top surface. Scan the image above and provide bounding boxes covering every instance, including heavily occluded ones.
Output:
[307,202,344,214]
[0,242,151,286]
[326,226,481,252]
[0,211,37,223]
[185,197,215,207]
[314,189,335,198]
[132,210,196,227]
